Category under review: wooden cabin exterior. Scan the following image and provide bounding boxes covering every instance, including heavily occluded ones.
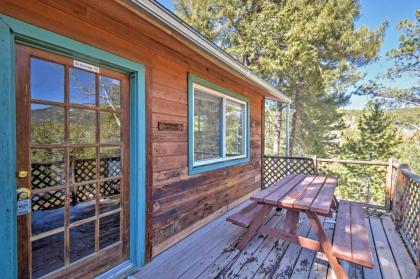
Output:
[0,1,290,278]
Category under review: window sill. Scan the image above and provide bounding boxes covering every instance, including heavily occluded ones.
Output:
[189,156,250,175]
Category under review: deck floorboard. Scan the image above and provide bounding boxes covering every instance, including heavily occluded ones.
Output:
[133,202,417,279]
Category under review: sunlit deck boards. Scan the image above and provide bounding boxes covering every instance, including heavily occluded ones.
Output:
[133,202,417,279]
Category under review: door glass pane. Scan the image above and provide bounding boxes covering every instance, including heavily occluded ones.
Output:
[32,189,65,235]
[70,147,97,183]
[100,112,121,143]
[31,149,65,190]
[69,108,97,144]
[100,179,120,214]
[226,100,245,157]
[99,213,120,249]
[70,221,95,262]
[193,90,222,161]
[69,184,96,223]
[100,147,121,178]
[32,232,65,278]
[30,58,64,103]
[100,76,120,109]
[31,104,65,144]
[70,68,96,106]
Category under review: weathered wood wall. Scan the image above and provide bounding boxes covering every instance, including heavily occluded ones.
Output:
[1,0,267,260]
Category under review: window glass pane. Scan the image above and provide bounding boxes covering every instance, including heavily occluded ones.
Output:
[100,147,121,178]
[69,184,96,223]
[69,108,97,144]
[31,104,65,144]
[30,58,64,103]
[31,189,65,235]
[70,147,97,182]
[70,221,95,262]
[31,149,65,189]
[226,100,245,157]
[100,213,120,249]
[32,232,64,278]
[100,76,121,109]
[194,90,222,161]
[70,68,96,106]
[100,111,121,143]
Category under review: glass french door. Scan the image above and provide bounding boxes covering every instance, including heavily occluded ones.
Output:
[15,44,130,278]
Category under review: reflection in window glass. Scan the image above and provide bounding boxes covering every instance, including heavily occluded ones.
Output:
[69,184,96,223]
[31,104,65,144]
[100,147,121,178]
[70,221,95,262]
[70,147,97,182]
[31,149,65,189]
[30,58,65,103]
[70,68,96,106]
[194,90,222,161]
[226,100,244,157]
[100,213,120,249]
[32,232,65,278]
[100,179,121,214]
[31,190,65,235]
[100,76,121,109]
[100,112,121,143]
[69,108,97,144]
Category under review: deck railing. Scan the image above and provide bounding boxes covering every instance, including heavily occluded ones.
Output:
[262,155,420,267]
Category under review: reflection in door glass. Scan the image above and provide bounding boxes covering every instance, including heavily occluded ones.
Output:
[99,213,120,249]
[69,108,97,144]
[70,221,95,263]
[31,190,65,235]
[32,232,65,278]
[100,179,120,214]
[70,147,97,183]
[69,184,96,223]
[70,68,96,106]
[31,148,65,189]
[100,147,121,178]
[31,104,65,144]
[100,111,121,143]
[100,76,121,109]
[30,58,65,103]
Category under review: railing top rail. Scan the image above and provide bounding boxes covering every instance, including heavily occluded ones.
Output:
[316,158,388,166]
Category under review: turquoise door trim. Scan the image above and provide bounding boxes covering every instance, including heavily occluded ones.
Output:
[0,18,17,278]
[0,14,147,277]
[188,73,251,175]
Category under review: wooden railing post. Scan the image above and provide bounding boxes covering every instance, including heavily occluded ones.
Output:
[393,164,409,230]
[312,155,318,175]
[385,158,393,211]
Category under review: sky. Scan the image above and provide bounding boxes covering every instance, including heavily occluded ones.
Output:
[157,0,418,110]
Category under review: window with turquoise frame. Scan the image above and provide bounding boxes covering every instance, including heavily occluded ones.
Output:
[188,73,250,174]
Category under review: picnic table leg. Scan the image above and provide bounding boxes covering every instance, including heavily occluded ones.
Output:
[237,205,272,250]
[306,211,348,279]
[282,209,299,234]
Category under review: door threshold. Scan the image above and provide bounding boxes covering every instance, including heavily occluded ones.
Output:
[96,261,136,279]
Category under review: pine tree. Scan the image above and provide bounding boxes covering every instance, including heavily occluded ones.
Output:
[334,102,402,205]
[342,102,401,160]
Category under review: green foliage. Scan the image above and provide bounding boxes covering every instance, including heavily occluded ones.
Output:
[176,0,386,156]
[329,102,403,205]
[357,11,419,107]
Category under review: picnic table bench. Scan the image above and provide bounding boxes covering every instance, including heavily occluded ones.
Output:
[227,174,374,279]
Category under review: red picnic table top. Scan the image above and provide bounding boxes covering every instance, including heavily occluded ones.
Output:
[251,174,338,215]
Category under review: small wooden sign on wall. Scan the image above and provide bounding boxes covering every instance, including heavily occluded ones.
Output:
[158,122,184,131]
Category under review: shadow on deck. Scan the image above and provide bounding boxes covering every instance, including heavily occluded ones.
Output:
[133,202,417,279]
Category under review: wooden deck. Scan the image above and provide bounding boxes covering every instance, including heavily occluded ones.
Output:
[132,201,418,279]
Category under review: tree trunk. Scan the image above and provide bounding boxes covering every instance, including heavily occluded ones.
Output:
[289,86,302,156]
[273,102,283,156]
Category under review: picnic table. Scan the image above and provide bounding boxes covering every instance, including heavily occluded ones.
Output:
[227,174,374,279]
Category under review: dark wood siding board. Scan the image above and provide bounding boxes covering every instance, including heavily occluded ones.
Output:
[153,142,188,157]
[152,128,188,143]
[152,97,188,116]
[145,66,154,262]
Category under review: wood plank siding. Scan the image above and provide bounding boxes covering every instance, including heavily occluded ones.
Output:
[0,0,270,260]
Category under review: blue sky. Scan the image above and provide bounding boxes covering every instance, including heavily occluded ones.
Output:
[157,0,418,109]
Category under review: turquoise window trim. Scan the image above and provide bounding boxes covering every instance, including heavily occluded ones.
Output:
[0,14,147,277]
[188,73,251,175]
